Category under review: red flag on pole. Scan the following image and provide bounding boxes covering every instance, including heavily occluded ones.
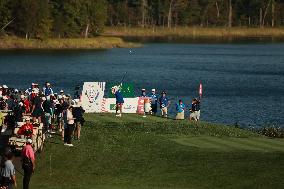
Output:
[199,83,203,97]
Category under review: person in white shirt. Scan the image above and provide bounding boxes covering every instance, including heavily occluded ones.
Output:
[65,106,75,147]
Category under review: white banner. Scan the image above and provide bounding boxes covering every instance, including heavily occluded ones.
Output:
[81,82,106,113]
[101,98,138,113]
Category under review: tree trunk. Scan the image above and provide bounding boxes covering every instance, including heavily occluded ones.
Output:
[167,0,174,28]
[141,0,147,27]
[84,23,89,38]
[259,8,263,28]
[228,0,232,27]
[272,0,275,27]
[216,1,220,18]
[262,0,272,27]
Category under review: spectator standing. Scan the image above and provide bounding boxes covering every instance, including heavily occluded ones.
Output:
[175,100,185,120]
[149,89,158,115]
[72,100,85,140]
[0,150,17,189]
[159,91,170,118]
[65,106,75,146]
[21,139,35,189]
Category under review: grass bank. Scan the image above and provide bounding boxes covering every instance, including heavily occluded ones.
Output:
[15,114,284,189]
[0,36,139,49]
[104,26,284,38]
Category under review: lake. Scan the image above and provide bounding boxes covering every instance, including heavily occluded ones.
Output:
[0,38,283,127]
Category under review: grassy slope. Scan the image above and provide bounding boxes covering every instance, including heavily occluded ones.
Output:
[103,26,284,38]
[0,36,139,49]
[20,114,284,189]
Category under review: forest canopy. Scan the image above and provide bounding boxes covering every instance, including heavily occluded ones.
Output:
[1,0,284,39]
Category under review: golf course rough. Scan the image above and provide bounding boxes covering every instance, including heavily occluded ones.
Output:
[24,114,284,189]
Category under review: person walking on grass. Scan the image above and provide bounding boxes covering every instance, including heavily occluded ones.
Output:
[175,99,185,120]
[0,150,17,189]
[65,106,75,146]
[72,100,85,140]
[159,91,170,118]
[22,139,35,189]
[31,90,43,123]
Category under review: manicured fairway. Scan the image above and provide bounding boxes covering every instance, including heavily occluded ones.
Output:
[17,114,284,189]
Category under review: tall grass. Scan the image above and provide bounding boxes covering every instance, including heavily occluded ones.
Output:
[104,26,284,38]
[0,36,139,49]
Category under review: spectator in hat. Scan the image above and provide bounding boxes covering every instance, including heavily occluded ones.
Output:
[149,89,158,115]
[31,91,43,123]
[0,149,17,189]
[43,82,54,97]
[17,117,33,138]
[141,89,147,97]
[21,95,30,114]
[21,138,35,189]
[159,91,170,118]
[175,100,185,120]
[72,100,85,140]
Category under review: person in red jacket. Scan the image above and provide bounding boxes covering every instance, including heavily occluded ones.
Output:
[17,118,33,138]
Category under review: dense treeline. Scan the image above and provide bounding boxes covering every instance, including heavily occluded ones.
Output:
[1,0,284,39]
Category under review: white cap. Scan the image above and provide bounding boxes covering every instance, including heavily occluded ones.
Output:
[3,85,8,89]
[42,97,46,101]
[142,89,146,91]
[58,95,62,99]
[47,83,51,86]
[151,89,156,92]
[26,138,33,144]
[14,89,19,92]
[60,89,64,93]
[19,102,23,106]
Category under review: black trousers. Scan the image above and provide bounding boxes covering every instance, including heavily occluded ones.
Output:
[66,124,74,144]
[23,166,33,189]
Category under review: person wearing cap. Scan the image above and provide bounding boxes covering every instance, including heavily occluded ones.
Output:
[189,98,201,121]
[175,100,185,120]
[31,92,43,123]
[72,100,85,140]
[149,89,158,115]
[43,82,54,97]
[159,91,171,118]
[0,149,17,189]
[141,89,147,97]
[21,138,35,189]
[17,118,33,138]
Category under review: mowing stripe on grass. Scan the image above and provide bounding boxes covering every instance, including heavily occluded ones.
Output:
[201,137,266,151]
[172,137,229,150]
[229,138,284,152]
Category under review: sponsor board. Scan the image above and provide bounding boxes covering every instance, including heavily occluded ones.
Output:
[101,98,138,113]
[81,82,106,113]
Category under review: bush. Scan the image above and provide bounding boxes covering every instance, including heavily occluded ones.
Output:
[260,126,284,138]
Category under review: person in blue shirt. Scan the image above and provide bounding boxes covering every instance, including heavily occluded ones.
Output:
[149,89,158,115]
[175,99,185,120]
[112,85,124,117]
[43,82,54,96]
[159,91,170,118]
